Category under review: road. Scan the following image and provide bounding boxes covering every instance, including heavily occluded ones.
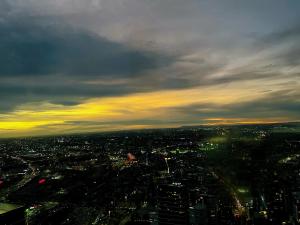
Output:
[1,153,38,198]
[210,168,247,218]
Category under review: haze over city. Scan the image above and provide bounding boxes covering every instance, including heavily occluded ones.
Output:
[0,0,299,137]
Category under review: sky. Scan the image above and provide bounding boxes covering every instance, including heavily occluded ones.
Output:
[0,0,299,137]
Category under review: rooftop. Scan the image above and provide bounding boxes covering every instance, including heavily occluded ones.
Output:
[0,203,23,215]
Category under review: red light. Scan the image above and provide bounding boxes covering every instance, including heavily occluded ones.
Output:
[38,179,46,185]
[127,153,136,161]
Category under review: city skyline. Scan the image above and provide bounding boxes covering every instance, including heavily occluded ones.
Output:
[1,0,300,137]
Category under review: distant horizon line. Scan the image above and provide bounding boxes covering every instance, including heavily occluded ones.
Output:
[1,120,299,140]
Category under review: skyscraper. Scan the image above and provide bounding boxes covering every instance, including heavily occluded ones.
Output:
[157,183,189,225]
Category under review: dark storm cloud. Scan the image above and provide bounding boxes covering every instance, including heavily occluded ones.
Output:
[0,19,171,77]
[0,80,137,112]
[0,75,206,113]
[0,16,176,112]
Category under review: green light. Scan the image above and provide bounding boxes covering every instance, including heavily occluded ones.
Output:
[237,188,248,193]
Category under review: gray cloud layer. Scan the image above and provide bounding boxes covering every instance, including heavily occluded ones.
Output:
[0,16,174,111]
[167,90,300,121]
[0,19,170,77]
[0,0,300,122]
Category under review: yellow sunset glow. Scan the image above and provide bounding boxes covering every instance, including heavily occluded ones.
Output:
[0,80,294,137]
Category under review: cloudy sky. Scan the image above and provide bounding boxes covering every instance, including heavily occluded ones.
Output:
[0,0,299,137]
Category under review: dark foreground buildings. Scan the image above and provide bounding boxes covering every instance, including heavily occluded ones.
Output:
[0,123,299,224]
[157,183,189,225]
[0,203,25,225]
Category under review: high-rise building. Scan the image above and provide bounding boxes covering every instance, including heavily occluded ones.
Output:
[189,203,207,225]
[157,183,189,225]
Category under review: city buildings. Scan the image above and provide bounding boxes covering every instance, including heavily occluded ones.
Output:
[0,123,299,224]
